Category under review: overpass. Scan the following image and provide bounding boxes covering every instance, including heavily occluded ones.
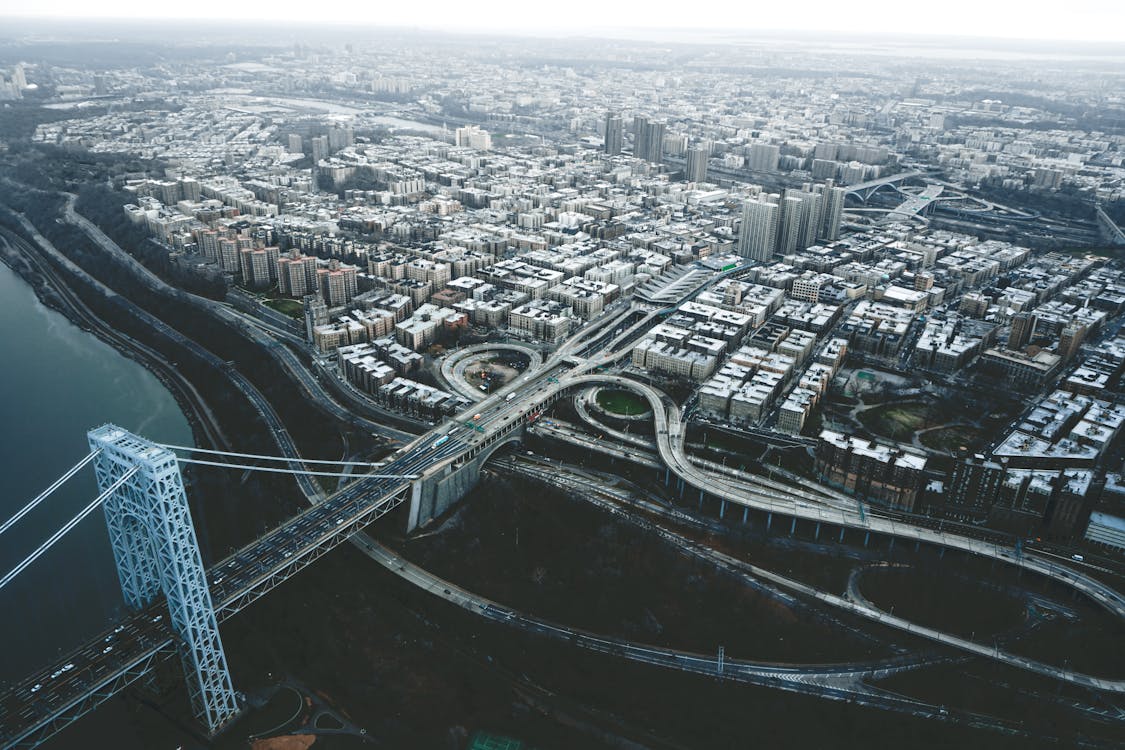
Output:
[5,353,1125,749]
[1096,204,1125,246]
[4,267,1125,749]
[844,171,928,202]
[882,184,944,224]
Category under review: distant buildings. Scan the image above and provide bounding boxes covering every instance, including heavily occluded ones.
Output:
[632,115,665,164]
[685,144,709,183]
[455,125,491,151]
[737,196,779,261]
[604,113,623,156]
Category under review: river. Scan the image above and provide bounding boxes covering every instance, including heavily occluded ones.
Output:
[0,262,193,683]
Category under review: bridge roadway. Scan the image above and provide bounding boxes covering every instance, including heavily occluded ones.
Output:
[5,220,1125,743]
[882,184,944,224]
[0,291,642,749]
[1096,204,1125,246]
[844,171,927,198]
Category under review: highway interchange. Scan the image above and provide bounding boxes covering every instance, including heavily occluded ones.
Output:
[2,199,1125,747]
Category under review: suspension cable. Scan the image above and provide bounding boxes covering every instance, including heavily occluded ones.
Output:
[0,450,101,538]
[0,467,137,591]
[158,444,389,468]
[173,456,420,480]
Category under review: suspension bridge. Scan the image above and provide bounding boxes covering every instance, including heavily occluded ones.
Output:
[5,357,1125,748]
[0,425,434,749]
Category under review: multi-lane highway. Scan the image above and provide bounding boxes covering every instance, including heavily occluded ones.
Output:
[5,196,1124,749]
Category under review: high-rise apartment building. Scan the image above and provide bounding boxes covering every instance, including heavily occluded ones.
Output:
[632,115,665,164]
[787,188,823,250]
[277,250,320,298]
[815,183,847,242]
[287,134,303,155]
[303,295,329,342]
[327,124,354,152]
[737,196,779,262]
[748,143,780,172]
[1008,312,1037,352]
[197,229,222,263]
[311,135,330,163]
[455,125,492,151]
[217,238,241,274]
[685,145,709,183]
[317,259,359,306]
[239,246,280,288]
[1058,323,1087,362]
[777,195,804,255]
[604,113,623,155]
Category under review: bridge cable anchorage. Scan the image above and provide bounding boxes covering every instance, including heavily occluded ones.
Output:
[172,455,421,480]
[0,466,137,590]
[158,443,394,468]
[0,449,101,537]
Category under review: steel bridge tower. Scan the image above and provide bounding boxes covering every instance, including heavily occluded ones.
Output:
[87,424,240,736]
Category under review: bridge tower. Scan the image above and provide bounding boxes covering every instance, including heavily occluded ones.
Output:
[87,424,240,736]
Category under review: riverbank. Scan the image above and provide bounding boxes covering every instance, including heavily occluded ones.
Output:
[0,223,220,452]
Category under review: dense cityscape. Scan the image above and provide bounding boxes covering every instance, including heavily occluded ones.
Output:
[0,16,1124,750]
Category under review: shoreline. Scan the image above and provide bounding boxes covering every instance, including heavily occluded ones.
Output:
[0,237,218,452]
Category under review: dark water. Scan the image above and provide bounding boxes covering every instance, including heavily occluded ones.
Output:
[0,262,193,683]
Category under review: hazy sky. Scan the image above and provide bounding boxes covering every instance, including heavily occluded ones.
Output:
[2,0,1124,43]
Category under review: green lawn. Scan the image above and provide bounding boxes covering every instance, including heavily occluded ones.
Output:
[263,298,304,318]
[595,388,650,416]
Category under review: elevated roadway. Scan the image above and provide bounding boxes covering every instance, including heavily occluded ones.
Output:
[6,201,1125,746]
[844,171,927,201]
[1096,204,1125,246]
[548,373,1125,694]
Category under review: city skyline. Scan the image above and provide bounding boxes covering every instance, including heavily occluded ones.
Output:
[2,0,1124,43]
[0,19,1123,750]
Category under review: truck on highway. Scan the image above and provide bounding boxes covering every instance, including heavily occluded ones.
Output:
[505,393,516,402]
[431,435,451,450]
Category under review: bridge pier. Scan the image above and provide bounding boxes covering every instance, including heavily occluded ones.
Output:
[87,425,241,737]
[742,507,749,524]
[790,517,797,536]
[719,499,726,519]
[766,512,772,531]
[839,527,846,543]
[409,430,524,532]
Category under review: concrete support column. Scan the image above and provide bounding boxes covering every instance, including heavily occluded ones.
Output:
[719,500,726,519]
